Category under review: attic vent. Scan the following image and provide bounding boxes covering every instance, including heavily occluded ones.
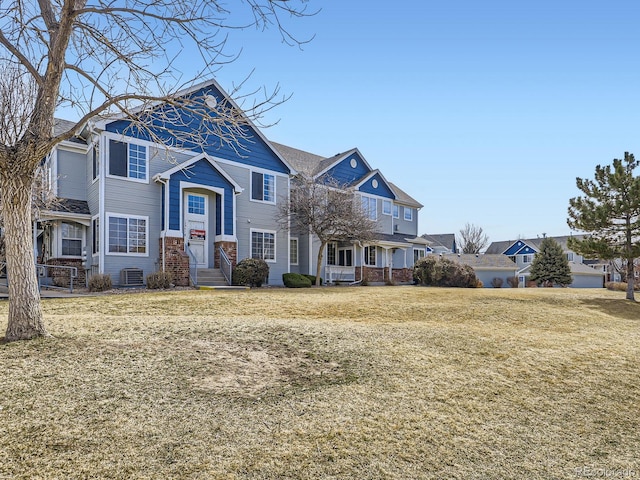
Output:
[121,268,144,286]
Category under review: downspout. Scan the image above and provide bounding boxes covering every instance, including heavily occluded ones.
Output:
[154,175,169,272]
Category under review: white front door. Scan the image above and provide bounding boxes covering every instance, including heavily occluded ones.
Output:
[184,192,208,268]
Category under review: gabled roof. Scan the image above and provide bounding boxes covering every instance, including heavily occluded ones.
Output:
[270,141,423,207]
[153,153,243,192]
[93,78,295,175]
[485,235,586,255]
[421,233,456,251]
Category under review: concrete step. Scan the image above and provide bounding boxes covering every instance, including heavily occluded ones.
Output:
[196,268,229,286]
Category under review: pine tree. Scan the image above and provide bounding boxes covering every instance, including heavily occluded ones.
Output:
[567,152,640,301]
[529,237,573,287]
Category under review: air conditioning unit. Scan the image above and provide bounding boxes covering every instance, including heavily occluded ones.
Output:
[121,268,144,286]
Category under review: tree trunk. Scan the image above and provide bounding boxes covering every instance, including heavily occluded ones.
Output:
[315,241,326,287]
[0,171,46,341]
[626,259,635,301]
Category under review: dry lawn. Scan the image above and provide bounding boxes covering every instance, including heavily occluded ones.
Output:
[0,286,639,479]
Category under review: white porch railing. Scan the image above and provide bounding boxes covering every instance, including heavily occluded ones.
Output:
[326,265,356,283]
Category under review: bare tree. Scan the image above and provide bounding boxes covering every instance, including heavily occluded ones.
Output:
[457,222,489,254]
[278,174,378,286]
[0,0,313,341]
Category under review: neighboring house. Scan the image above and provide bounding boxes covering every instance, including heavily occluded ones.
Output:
[444,253,518,287]
[485,236,605,288]
[33,78,424,288]
[421,233,457,255]
[272,142,425,284]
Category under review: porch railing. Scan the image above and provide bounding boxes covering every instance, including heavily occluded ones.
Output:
[326,265,356,284]
[0,262,78,294]
[219,247,232,285]
[185,245,198,286]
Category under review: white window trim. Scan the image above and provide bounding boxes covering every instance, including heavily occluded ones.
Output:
[59,221,85,259]
[250,228,277,263]
[290,237,299,266]
[91,139,100,184]
[382,199,392,216]
[404,207,413,221]
[393,204,399,219]
[364,245,377,266]
[249,169,277,205]
[105,136,149,184]
[106,212,149,257]
[361,195,378,221]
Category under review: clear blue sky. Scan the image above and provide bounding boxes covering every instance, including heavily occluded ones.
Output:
[56,1,640,244]
[205,0,640,244]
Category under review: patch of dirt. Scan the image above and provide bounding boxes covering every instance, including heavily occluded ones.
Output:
[193,341,346,398]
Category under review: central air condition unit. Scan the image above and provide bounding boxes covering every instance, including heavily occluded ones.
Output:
[121,268,144,286]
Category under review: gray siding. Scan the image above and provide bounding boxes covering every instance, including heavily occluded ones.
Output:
[57,149,87,200]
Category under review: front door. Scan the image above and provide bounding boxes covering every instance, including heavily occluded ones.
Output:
[184,192,208,268]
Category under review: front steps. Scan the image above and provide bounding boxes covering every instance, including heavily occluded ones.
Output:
[195,268,228,287]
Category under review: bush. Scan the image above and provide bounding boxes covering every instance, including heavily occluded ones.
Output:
[88,273,112,292]
[283,273,312,288]
[413,256,479,288]
[491,277,504,288]
[506,276,519,288]
[232,258,269,287]
[606,281,640,291]
[146,271,173,289]
[303,274,322,286]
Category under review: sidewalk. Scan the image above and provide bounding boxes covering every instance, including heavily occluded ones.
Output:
[0,285,91,299]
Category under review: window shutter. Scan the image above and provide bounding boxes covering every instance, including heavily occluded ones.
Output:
[251,172,263,201]
[109,140,127,177]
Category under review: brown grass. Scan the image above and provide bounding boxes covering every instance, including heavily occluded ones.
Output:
[0,287,639,479]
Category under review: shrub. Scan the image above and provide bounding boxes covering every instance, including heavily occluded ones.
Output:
[413,256,479,288]
[303,274,322,286]
[491,277,504,288]
[146,271,173,289]
[283,273,312,288]
[88,273,112,292]
[506,276,519,288]
[606,281,640,291]
[232,258,269,287]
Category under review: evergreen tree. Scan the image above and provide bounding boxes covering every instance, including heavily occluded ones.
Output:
[567,152,640,301]
[529,237,573,287]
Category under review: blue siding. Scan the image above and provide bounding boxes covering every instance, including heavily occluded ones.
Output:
[106,85,290,175]
[323,153,370,185]
[359,172,395,199]
[168,159,235,235]
[504,241,537,256]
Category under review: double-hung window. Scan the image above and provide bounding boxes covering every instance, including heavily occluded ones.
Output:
[414,248,426,263]
[404,207,413,221]
[327,243,337,265]
[361,196,377,220]
[62,222,83,257]
[382,199,392,216]
[251,171,275,203]
[107,214,148,255]
[364,245,377,266]
[109,140,147,181]
[251,230,275,261]
[393,204,399,219]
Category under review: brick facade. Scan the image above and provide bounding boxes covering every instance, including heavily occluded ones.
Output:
[355,266,413,285]
[46,258,86,289]
[159,237,190,286]
[214,240,238,268]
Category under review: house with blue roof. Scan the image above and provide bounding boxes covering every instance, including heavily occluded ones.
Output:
[485,236,606,288]
[272,143,425,285]
[33,78,425,288]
